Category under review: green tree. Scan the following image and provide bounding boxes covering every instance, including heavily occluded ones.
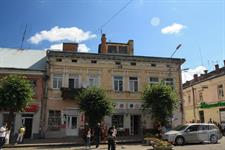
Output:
[0,75,33,129]
[78,86,113,127]
[142,82,178,126]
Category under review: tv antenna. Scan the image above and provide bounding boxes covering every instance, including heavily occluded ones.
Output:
[20,24,27,49]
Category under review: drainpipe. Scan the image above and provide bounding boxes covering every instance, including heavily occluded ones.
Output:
[192,87,196,122]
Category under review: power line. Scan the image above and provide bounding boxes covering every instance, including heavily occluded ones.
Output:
[98,0,133,33]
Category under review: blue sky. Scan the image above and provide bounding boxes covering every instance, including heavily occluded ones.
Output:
[0,0,224,82]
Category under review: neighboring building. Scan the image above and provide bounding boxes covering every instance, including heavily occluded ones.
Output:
[0,48,46,139]
[183,63,225,123]
[45,34,185,138]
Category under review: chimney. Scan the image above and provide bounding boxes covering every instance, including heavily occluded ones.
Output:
[128,40,134,55]
[63,43,78,52]
[193,74,198,81]
[100,34,107,53]
[215,64,219,72]
[204,70,208,74]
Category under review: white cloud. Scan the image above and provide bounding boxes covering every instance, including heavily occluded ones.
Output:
[182,66,207,83]
[49,43,62,50]
[28,26,96,44]
[78,44,90,52]
[161,23,186,34]
[48,43,90,52]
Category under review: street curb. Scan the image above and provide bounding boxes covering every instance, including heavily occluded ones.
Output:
[4,140,142,148]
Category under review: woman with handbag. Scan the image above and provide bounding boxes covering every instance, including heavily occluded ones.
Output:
[0,123,7,150]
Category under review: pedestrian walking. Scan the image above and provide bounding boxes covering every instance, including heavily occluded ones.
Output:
[16,125,26,144]
[86,128,92,149]
[0,123,7,150]
[107,126,116,150]
[94,123,101,148]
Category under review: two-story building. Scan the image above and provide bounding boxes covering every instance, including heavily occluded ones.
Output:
[183,63,225,123]
[0,48,46,139]
[45,34,185,138]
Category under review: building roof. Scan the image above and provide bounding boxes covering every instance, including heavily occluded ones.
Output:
[47,50,185,64]
[0,48,46,71]
[183,64,225,89]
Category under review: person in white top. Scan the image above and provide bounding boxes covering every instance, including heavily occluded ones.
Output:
[0,123,7,150]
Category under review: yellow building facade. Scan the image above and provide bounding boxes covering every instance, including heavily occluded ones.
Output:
[44,35,185,137]
[183,64,225,124]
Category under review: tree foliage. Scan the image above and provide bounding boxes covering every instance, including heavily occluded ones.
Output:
[78,86,113,127]
[0,75,33,129]
[142,82,178,125]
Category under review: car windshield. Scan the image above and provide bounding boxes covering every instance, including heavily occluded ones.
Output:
[173,125,188,131]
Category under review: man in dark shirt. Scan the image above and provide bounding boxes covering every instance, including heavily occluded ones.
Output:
[94,123,101,148]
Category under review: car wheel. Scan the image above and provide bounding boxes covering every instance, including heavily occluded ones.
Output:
[210,135,218,144]
[175,136,185,145]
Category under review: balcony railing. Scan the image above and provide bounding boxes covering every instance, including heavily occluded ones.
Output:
[61,87,83,100]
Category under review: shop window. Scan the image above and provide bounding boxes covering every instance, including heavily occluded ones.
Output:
[112,115,124,128]
[48,110,61,131]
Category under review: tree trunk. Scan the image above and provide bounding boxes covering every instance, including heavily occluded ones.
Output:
[6,110,15,144]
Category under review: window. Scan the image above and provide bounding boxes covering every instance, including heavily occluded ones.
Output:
[69,75,80,89]
[199,92,203,102]
[165,78,174,88]
[115,61,121,65]
[91,60,97,64]
[119,46,128,54]
[108,46,117,53]
[89,75,99,87]
[53,74,62,89]
[112,115,124,128]
[30,80,37,95]
[113,76,123,91]
[151,64,156,67]
[149,77,159,84]
[129,77,138,92]
[130,62,136,66]
[186,125,199,132]
[188,95,191,103]
[217,84,224,99]
[56,58,62,62]
[71,59,77,63]
[48,110,61,131]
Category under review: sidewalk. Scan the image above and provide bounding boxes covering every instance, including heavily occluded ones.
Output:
[4,135,143,148]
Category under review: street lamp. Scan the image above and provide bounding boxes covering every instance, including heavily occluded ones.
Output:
[171,44,182,58]
[169,44,183,126]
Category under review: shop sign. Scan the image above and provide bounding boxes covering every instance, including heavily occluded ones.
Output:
[24,104,39,112]
[200,101,225,109]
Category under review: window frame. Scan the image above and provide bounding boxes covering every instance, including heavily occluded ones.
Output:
[52,74,63,89]
[113,76,123,92]
[129,76,138,92]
